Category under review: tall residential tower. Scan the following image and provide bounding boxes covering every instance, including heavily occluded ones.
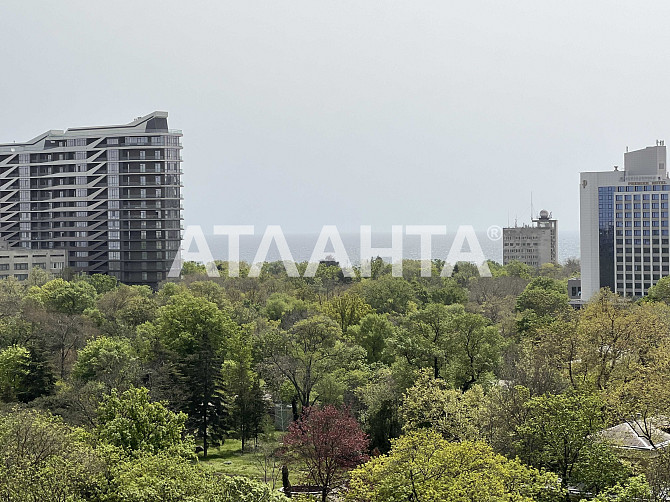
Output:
[0,112,183,288]
[580,143,669,300]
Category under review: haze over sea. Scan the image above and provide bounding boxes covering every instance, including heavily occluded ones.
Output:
[205,230,580,266]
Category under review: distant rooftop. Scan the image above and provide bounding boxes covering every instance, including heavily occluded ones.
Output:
[0,111,179,153]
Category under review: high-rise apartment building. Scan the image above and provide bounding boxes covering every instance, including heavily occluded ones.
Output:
[502,210,557,267]
[0,112,183,288]
[580,143,669,300]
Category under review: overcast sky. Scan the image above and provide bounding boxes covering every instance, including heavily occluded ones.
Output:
[1,1,670,233]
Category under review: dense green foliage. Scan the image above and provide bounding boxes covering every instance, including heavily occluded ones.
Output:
[1,259,670,500]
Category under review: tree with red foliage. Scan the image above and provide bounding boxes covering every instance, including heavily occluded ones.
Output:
[283,406,369,501]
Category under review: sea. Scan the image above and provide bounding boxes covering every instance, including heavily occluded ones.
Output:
[203,229,580,265]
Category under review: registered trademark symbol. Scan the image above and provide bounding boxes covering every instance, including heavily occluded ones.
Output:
[487,225,502,241]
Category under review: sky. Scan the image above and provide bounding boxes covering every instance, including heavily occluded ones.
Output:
[1,1,670,234]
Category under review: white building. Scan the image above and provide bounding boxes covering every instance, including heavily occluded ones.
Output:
[580,143,670,301]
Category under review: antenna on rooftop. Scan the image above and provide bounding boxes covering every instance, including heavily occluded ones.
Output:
[530,192,534,221]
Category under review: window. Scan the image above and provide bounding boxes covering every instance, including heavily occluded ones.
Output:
[140,163,146,173]
[139,151,146,160]
[14,263,28,270]
[109,251,120,260]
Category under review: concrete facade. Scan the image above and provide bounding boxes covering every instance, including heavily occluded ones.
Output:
[502,210,557,267]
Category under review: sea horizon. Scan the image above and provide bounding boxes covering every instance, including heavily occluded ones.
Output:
[203,229,580,266]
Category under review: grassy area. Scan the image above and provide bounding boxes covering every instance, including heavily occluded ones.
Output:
[197,436,309,489]
[197,439,265,479]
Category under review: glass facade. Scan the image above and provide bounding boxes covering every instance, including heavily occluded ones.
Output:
[598,186,615,292]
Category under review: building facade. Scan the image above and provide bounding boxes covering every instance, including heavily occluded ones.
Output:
[580,143,670,301]
[0,238,66,281]
[502,210,557,267]
[0,112,183,288]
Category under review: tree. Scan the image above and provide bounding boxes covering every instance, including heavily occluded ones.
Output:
[0,409,106,501]
[588,476,653,502]
[283,406,369,502]
[27,278,97,315]
[222,328,266,451]
[516,277,570,334]
[576,291,670,391]
[321,291,373,333]
[71,335,139,390]
[109,452,287,502]
[25,278,98,379]
[517,392,627,494]
[0,344,53,403]
[355,366,404,453]
[154,293,237,457]
[258,314,344,413]
[346,429,563,502]
[0,345,30,402]
[96,386,192,458]
[348,313,395,364]
[81,273,119,294]
[447,309,504,389]
[647,275,670,304]
[360,276,415,314]
[400,369,484,441]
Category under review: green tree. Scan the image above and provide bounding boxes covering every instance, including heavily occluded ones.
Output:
[360,276,415,314]
[108,452,287,502]
[96,386,193,458]
[222,328,266,451]
[347,429,563,502]
[257,314,344,413]
[0,409,106,501]
[0,345,53,403]
[517,392,627,494]
[154,293,237,457]
[400,369,484,441]
[321,291,373,333]
[27,278,97,315]
[647,275,670,304]
[25,278,98,379]
[71,335,139,390]
[348,313,395,364]
[82,273,119,294]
